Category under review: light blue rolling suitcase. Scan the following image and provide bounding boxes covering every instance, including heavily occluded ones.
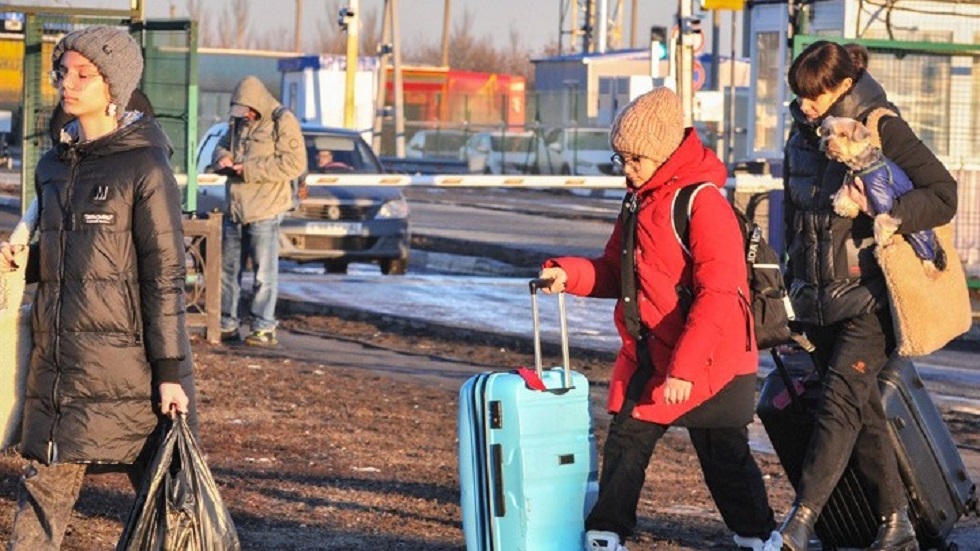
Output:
[458,280,598,551]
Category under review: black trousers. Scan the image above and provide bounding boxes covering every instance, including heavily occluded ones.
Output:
[796,309,906,516]
[585,412,777,541]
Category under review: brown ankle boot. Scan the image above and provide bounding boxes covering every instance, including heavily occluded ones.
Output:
[868,508,918,551]
[778,504,817,551]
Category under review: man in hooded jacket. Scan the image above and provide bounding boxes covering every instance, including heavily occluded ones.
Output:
[213,75,307,347]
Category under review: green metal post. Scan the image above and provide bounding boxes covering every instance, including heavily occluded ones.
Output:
[19,14,42,213]
[185,20,199,212]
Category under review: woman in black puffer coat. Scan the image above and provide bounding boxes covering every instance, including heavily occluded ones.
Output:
[0,26,195,549]
[777,41,956,551]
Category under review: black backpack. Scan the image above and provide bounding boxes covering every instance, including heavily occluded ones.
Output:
[672,183,795,350]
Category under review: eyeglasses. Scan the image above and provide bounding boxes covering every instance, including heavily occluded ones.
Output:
[48,68,103,89]
[610,153,647,171]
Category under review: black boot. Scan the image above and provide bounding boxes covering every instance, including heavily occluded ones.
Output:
[779,504,817,551]
[868,508,918,551]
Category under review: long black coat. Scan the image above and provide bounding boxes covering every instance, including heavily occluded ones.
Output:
[21,115,191,465]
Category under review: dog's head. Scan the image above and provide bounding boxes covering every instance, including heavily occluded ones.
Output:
[817,117,876,168]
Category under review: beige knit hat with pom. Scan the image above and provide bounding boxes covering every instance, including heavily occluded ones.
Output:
[610,87,685,167]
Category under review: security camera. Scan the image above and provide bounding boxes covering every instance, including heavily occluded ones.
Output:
[338,7,355,29]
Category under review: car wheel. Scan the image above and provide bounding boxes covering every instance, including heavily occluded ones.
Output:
[560,164,571,175]
[323,260,349,274]
[380,256,408,276]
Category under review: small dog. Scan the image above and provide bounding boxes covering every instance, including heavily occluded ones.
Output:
[818,116,945,274]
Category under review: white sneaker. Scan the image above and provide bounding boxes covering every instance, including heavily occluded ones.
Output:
[586,530,629,551]
[733,530,783,551]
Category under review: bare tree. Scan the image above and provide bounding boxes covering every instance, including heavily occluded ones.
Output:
[184,0,536,87]
[185,0,215,48]
[360,5,381,58]
[215,0,250,49]
[405,7,538,85]
[307,1,379,55]
[312,0,347,54]
[252,27,293,51]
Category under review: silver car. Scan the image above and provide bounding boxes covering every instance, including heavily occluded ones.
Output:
[196,123,411,275]
[460,131,549,174]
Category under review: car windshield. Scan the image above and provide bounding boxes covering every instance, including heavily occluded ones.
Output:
[306,133,381,173]
[567,131,609,151]
[490,135,535,153]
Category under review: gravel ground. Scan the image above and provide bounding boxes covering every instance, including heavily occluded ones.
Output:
[2,312,979,550]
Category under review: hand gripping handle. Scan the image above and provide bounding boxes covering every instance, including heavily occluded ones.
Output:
[528,279,572,389]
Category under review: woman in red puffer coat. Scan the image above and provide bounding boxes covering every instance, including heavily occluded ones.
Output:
[539,87,779,551]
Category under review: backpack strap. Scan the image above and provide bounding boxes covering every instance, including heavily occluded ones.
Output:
[269,106,308,208]
[671,183,715,257]
[864,106,899,149]
[271,105,287,141]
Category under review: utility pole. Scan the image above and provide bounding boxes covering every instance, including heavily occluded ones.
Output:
[710,8,720,90]
[596,0,608,53]
[341,0,359,130]
[131,0,145,22]
[727,10,737,167]
[630,0,638,48]
[391,0,406,157]
[372,0,392,154]
[440,0,451,67]
[294,0,303,52]
[582,0,592,53]
[676,0,697,127]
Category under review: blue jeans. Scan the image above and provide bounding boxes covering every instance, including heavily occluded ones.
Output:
[221,214,282,333]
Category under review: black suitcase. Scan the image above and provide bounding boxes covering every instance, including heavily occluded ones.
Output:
[757,352,976,550]
[878,357,976,549]
[757,352,879,549]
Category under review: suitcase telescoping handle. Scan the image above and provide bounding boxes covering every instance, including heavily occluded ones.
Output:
[528,279,572,389]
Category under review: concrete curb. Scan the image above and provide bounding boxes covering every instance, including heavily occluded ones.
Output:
[408,249,527,276]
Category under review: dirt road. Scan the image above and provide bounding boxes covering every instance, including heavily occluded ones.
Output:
[2,313,979,550]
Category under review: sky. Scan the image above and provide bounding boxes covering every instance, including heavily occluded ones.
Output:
[4,1,733,55]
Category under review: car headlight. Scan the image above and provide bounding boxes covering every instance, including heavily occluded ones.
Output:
[376,197,410,219]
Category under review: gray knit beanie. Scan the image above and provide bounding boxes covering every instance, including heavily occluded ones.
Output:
[610,87,685,167]
[52,26,143,117]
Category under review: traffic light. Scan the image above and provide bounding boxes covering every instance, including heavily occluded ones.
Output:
[338,6,355,31]
[650,26,668,60]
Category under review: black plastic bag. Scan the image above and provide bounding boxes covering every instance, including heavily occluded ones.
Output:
[117,414,241,551]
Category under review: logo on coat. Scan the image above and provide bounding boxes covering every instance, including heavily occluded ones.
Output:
[92,185,110,202]
[82,212,115,225]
